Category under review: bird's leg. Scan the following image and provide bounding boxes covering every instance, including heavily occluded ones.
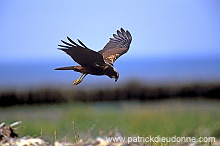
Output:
[73,74,87,85]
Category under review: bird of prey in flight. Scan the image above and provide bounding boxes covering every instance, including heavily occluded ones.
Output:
[55,28,132,85]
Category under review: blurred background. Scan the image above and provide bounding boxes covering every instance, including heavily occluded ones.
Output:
[0,0,220,143]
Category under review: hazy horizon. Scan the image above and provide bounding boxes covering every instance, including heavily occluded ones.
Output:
[1,56,219,90]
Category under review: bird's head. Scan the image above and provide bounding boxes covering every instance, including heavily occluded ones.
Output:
[107,66,119,82]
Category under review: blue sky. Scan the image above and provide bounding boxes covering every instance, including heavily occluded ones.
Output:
[1,0,220,62]
[0,0,220,88]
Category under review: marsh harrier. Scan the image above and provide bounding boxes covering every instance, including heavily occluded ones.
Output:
[55,28,132,85]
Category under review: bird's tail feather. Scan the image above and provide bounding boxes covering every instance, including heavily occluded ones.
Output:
[54,66,75,70]
[54,66,81,72]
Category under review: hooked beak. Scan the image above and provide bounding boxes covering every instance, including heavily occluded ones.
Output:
[114,77,118,82]
[110,75,118,82]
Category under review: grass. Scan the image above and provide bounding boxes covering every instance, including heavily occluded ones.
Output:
[1,99,220,143]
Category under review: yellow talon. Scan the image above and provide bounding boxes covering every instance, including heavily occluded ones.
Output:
[72,74,87,85]
[73,79,82,85]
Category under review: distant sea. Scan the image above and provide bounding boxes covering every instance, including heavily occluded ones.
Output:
[0,57,220,90]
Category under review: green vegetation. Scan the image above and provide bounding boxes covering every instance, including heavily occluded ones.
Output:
[1,99,220,142]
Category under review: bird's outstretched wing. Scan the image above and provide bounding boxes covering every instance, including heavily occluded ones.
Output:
[98,28,132,65]
[58,37,106,67]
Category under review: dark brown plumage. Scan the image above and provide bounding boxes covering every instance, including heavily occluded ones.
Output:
[55,28,132,85]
